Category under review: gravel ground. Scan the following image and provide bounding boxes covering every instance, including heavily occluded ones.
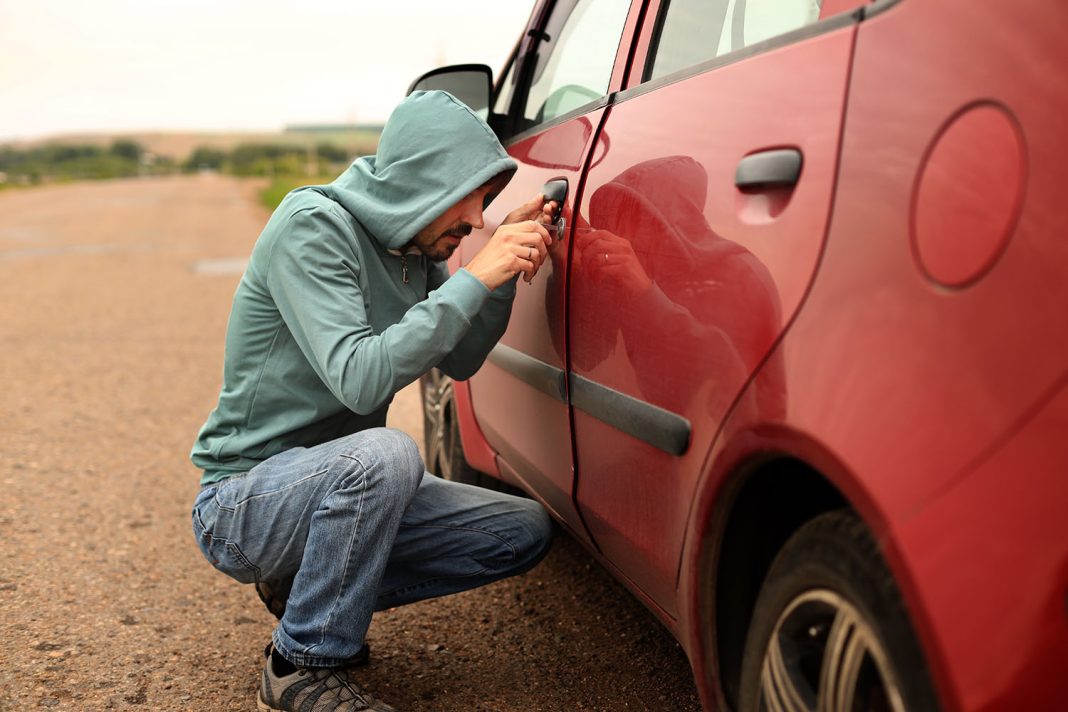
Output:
[0,175,701,711]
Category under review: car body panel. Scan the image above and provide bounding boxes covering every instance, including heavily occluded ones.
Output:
[466,113,605,544]
[896,372,1068,711]
[568,24,857,613]
[674,0,1068,707]
[774,0,1068,526]
[435,0,1068,708]
[460,0,646,544]
[450,377,499,477]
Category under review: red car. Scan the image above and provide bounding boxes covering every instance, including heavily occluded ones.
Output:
[410,0,1068,709]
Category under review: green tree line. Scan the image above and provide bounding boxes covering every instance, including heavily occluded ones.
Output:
[0,140,176,185]
[185,141,356,177]
[0,137,376,187]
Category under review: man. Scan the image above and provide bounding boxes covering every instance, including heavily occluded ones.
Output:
[190,91,555,712]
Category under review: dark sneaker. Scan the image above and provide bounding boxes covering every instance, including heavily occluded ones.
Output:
[258,653,396,712]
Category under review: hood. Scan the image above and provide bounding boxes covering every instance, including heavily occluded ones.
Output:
[314,90,517,251]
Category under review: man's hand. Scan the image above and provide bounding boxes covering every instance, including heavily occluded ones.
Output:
[502,192,558,227]
[575,228,653,296]
[466,194,555,290]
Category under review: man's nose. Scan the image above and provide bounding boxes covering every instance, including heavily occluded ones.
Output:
[461,199,485,231]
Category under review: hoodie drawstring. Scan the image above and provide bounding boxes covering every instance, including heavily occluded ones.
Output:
[401,254,409,284]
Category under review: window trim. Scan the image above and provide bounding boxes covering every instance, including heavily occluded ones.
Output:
[643,0,673,85]
[492,0,559,141]
[863,0,903,20]
[502,95,613,149]
[491,47,519,114]
[498,0,642,144]
[504,0,879,148]
[518,0,632,132]
[623,4,862,105]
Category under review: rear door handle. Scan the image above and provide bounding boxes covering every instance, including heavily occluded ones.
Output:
[735,149,803,189]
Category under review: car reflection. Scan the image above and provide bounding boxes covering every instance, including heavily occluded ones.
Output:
[555,155,785,423]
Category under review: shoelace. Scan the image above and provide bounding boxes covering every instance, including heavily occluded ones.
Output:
[295,666,375,708]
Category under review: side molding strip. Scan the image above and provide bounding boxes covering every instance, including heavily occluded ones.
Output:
[486,345,692,456]
[569,374,692,456]
[487,344,567,402]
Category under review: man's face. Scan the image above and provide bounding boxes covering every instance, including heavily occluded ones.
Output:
[409,179,501,262]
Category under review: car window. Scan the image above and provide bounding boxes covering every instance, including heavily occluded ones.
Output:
[493,54,519,117]
[520,0,631,127]
[647,0,824,81]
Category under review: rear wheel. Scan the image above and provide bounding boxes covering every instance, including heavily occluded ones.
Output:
[738,510,939,712]
[419,368,494,488]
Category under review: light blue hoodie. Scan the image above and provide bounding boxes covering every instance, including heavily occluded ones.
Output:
[192,91,518,485]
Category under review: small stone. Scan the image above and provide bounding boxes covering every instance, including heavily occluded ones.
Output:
[426,643,444,653]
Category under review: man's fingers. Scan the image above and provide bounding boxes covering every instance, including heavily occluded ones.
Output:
[518,240,546,269]
[513,236,549,284]
[503,194,551,225]
[489,218,556,285]
[516,242,538,283]
[511,220,552,246]
[584,233,633,258]
[540,201,558,223]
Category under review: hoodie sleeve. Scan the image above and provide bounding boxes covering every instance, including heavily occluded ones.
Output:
[266,207,491,415]
[426,260,517,381]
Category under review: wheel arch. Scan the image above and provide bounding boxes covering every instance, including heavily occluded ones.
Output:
[677,425,906,710]
[710,456,846,707]
[445,372,501,477]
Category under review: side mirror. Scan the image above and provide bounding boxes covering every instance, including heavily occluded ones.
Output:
[407,64,493,121]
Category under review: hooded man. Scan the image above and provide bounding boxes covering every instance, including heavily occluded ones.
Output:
[190,91,555,712]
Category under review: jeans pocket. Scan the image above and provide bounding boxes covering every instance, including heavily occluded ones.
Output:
[216,540,261,584]
[191,500,214,562]
[191,497,261,584]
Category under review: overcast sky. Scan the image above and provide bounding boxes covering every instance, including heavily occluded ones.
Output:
[0,0,535,141]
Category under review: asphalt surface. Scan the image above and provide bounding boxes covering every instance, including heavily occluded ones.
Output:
[0,175,701,711]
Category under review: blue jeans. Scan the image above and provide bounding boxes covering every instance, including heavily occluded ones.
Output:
[191,428,552,668]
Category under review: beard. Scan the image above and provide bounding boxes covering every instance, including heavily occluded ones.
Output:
[412,222,473,262]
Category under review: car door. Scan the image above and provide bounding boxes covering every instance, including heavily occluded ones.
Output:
[567,0,866,613]
[460,0,641,541]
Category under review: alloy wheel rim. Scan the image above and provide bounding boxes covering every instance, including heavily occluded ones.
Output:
[758,589,906,712]
[423,371,456,479]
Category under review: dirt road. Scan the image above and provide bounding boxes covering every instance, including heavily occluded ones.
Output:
[0,176,700,711]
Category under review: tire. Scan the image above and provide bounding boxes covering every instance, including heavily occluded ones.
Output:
[738,510,940,712]
[419,368,496,488]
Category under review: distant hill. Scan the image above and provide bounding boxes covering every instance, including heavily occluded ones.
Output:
[5,127,381,163]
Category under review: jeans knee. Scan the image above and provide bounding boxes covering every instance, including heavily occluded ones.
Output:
[339,428,424,503]
[379,427,424,485]
[513,499,554,569]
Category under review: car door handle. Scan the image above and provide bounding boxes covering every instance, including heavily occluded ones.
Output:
[735,149,803,189]
[542,179,568,218]
[542,178,569,236]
